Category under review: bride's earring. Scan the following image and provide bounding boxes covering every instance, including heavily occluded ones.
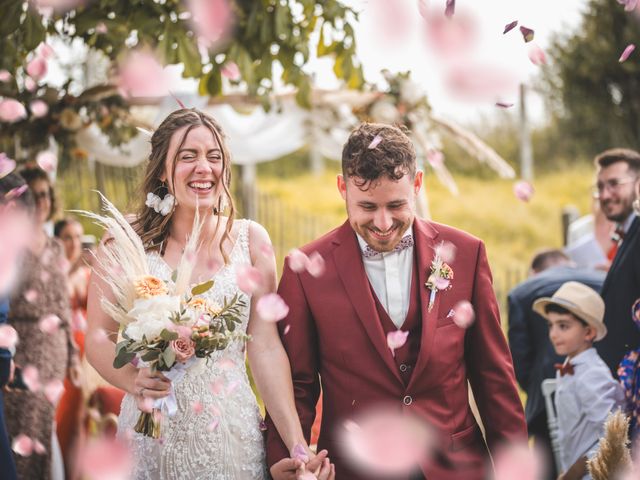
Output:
[146,182,176,216]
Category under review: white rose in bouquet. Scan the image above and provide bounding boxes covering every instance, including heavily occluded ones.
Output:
[125,295,181,342]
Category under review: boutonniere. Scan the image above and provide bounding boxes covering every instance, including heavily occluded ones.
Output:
[425,253,454,312]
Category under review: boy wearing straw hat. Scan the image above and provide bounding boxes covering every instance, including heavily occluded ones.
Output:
[533,281,624,480]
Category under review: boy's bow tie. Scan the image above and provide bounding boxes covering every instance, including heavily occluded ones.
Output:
[554,362,575,376]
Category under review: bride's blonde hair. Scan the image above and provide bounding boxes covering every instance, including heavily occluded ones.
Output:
[130,108,236,263]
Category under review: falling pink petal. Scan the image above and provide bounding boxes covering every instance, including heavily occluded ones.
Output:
[26,56,47,80]
[140,397,154,413]
[24,76,37,92]
[494,442,544,480]
[207,258,222,274]
[423,11,477,59]
[519,26,534,43]
[38,314,61,334]
[226,379,240,394]
[184,248,196,263]
[24,289,38,303]
[292,443,309,462]
[207,418,219,432]
[368,135,382,149]
[259,242,274,259]
[0,99,27,123]
[221,62,241,81]
[444,0,455,18]
[36,151,57,173]
[0,325,18,349]
[91,327,110,344]
[445,63,518,101]
[513,180,535,202]
[527,44,547,66]
[619,44,636,62]
[426,150,444,168]
[370,0,413,44]
[283,324,291,335]
[387,330,409,356]
[0,70,12,82]
[5,184,27,200]
[210,379,225,395]
[30,100,48,118]
[44,379,65,405]
[95,22,108,34]
[256,293,289,322]
[339,409,436,476]
[235,264,263,294]
[116,51,168,98]
[71,310,87,332]
[187,0,234,45]
[452,301,475,329]
[617,0,639,12]
[288,249,309,273]
[216,357,235,370]
[80,436,133,480]
[22,365,40,392]
[503,20,518,34]
[33,439,46,455]
[192,401,204,414]
[435,241,457,263]
[495,101,514,108]
[210,405,221,417]
[31,0,84,12]
[435,277,450,290]
[12,434,33,456]
[306,252,326,278]
[0,153,16,178]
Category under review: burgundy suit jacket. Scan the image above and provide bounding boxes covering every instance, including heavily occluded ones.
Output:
[265,219,526,479]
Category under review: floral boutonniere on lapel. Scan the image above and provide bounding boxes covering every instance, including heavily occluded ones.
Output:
[425,252,454,312]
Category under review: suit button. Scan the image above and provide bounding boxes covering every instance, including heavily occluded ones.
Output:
[403,395,412,406]
[400,364,408,372]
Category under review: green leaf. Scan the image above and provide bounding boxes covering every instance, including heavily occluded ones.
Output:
[113,349,136,369]
[191,279,215,296]
[176,36,202,78]
[162,347,176,369]
[23,8,46,52]
[295,75,312,109]
[171,270,178,283]
[141,349,160,362]
[160,329,179,341]
[0,0,22,37]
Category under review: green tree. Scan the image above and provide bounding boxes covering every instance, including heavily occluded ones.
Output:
[541,0,640,158]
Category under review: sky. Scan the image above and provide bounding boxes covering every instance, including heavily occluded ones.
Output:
[308,0,587,124]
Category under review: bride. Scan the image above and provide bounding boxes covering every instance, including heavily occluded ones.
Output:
[85,109,333,479]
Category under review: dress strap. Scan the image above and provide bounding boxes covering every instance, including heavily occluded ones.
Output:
[236,219,251,261]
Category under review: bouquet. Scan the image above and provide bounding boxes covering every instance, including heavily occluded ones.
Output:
[80,194,247,438]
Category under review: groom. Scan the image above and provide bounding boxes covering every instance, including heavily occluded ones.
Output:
[266,123,527,479]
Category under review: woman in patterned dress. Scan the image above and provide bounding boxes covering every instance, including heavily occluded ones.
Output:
[85,109,333,479]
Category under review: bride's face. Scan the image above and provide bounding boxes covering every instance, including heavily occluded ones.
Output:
[164,125,225,213]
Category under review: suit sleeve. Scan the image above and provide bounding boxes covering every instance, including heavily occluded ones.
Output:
[507,289,533,391]
[466,241,528,452]
[265,257,321,468]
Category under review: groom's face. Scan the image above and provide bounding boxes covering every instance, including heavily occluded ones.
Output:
[338,172,423,252]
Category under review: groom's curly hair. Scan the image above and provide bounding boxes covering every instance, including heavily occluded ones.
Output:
[342,122,416,190]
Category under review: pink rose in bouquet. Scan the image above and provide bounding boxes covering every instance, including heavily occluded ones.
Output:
[171,337,196,363]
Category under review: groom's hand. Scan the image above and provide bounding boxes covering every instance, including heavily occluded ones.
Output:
[270,457,304,480]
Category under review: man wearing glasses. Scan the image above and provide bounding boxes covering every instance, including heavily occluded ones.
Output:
[592,148,640,374]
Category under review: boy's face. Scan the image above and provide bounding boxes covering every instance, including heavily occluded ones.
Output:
[547,311,596,358]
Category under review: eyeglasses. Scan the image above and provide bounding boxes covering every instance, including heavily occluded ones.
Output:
[592,176,637,199]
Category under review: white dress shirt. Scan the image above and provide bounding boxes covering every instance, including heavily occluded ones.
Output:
[356,227,414,329]
[555,348,625,479]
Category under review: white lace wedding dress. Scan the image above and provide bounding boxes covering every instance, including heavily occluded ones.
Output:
[117,220,268,479]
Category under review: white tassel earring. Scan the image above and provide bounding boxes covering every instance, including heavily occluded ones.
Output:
[213,193,229,215]
[146,182,175,216]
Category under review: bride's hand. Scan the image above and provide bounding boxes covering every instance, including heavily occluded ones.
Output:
[296,458,335,480]
[133,367,171,411]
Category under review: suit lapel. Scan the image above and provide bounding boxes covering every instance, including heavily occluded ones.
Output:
[332,222,403,384]
[408,218,440,390]
[602,216,639,295]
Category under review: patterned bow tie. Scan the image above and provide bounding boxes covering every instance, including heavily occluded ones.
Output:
[554,362,575,376]
[362,235,414,259]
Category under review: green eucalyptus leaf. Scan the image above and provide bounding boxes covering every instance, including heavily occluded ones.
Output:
[162,347,176,369]
[160,329,179,341]
[113,350,136,369]
[191,279,215,296]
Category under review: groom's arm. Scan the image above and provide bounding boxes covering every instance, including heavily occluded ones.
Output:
[265,257,321,468]
[465,241,528,452]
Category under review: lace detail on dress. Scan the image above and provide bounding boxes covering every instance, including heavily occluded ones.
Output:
[117,219,267,479]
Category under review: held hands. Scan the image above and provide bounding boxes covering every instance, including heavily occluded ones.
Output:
[270,448,335,480]
[133,366,171,411]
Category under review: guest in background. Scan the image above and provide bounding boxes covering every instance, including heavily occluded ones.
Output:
[54,217,91,480]
[508,249,605,478]
[5,166,80,479]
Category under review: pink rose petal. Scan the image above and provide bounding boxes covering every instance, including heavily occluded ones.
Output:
[235,264,263,294]
[38,314,61,334]
[617,0,638,12]
[116,51,168,98]
[452,300,475,329]
[435,241,457,263]
[513,180,535,202]
[44,379,65,405]
[0,325,18,349]
[24,76,37,92]
[207,418,219,432]
[503,20,518,34]
[32,0,84,13]
[0,70,12,82]
[210,405,221,417]
[288,249,309,273]
[140,397,154,413]
[216,357,235,370]
[221,62,241,81]
[0,153,16,178]
[619,44,636,63]
[528,44,547,66]
[192,401,204,414]
[283,324,291,335]
[387,330,409,356]
[444,0,455,18]
[80,436,133,480]
[95,22,108,34]
[423,11,477,59]
[519,26,534,43]
[30,99,48,118]
[26,56,47,80]
[187,0,234,45]
[210,379,224,395]
[226,379,240,394]
[445,63,518,101]
[495,101,514,108]
[494,442,544,480]
[22,365,41,392]
[434,277,450,290]
[0,99,27,123]
[36,150,57,172]
[370,0,413,44]
[12,434,33,457]
[24,289,38,303]
[306,251,326,278]
[256,293,289,322]
[426,150,444,168]
[33,439,46,455]
[368,135,382,150]
[259,242,274,259]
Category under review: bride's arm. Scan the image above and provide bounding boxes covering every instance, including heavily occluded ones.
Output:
[245,222,307,454]
[85,240,170,400]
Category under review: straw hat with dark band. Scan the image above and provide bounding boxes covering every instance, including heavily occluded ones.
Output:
[532,281,607,341]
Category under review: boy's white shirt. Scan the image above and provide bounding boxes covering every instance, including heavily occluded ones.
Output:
[554,347,625,479]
